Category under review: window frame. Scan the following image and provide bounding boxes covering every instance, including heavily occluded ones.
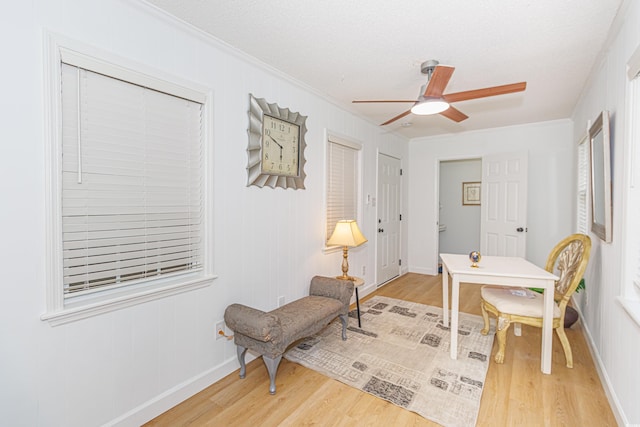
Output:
[42,34,216,326]
[619,43,640,326]
[324,132,363,250]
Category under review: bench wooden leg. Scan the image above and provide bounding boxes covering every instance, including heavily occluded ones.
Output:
[263,355,282,395]
[237,346,247,378]
[340,313,348,340]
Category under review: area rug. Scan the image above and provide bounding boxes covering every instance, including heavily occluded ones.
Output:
[284,296,495,427]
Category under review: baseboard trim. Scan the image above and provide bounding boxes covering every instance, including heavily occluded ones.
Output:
[103,356,249,427]
[408,266,436,275]
[572,300,628,426]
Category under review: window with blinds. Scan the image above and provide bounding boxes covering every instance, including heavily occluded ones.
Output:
[630,69,640,293]
[60,59,204,297]
[576,136,589,234]
[326,138,361,243]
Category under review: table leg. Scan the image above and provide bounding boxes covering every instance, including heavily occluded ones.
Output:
[450,275,460,360]
[442,263,449,327]
[355,286,361,328]
[541,280,553,374]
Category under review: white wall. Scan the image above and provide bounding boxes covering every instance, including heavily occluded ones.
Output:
[0,1,407,426]
[438,159,482,256]
[407,119,575,274]
[571,1,640,424]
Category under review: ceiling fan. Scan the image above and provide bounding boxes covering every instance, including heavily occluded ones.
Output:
[352,60,526,126]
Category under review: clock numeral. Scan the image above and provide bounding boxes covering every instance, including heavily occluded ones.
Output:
[264,152,269,160]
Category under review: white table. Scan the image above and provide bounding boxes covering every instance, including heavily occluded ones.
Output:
[440,253,558,374]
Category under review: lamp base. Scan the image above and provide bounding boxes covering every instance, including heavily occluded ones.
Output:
[336,246,355,282]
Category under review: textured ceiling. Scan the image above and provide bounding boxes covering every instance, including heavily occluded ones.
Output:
[145,0,622,138]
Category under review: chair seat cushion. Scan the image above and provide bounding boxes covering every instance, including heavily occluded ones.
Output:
[481,286,561,318]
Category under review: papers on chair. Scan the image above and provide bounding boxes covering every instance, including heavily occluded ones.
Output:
[510,288,537,298]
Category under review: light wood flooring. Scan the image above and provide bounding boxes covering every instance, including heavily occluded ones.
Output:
[145,273,617,426]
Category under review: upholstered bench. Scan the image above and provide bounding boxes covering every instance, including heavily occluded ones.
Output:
[224,276,354,394]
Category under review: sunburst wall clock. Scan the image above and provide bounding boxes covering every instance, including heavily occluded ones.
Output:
[247,94,307,189]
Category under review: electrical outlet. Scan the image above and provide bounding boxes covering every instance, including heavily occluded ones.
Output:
[362,265,366,276]
[584,289,588,307]
[278,296,285,307]
[215,320,225,340]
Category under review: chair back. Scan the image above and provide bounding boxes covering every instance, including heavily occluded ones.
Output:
[544,234,591,311]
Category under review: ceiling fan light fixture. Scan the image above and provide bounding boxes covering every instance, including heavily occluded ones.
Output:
[411,97,450,115]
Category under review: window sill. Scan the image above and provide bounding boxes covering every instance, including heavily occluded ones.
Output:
[41,274,217,326]
[617,297,640,328]
[323,244,342,254]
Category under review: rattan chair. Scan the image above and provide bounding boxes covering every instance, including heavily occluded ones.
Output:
[480,234,591,367]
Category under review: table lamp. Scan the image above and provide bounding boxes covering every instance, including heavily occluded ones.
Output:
[327,220,367,281]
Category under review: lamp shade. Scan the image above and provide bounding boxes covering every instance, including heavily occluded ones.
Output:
[410,97,449,115]
[327,220,367,247]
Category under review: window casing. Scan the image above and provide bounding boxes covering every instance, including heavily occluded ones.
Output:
[326,135,362,245]
[43,38,214,325]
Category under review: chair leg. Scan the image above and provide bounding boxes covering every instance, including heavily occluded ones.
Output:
[480,302,490,335]
[494,316,511,364]
[236,345,247,378]
[556,326,574,368]
[263,355,282,395]
[339,313,348,340]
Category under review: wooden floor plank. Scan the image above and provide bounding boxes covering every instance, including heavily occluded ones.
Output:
[145,273,617,426]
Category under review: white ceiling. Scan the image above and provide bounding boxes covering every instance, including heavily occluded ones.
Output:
[146,0,623,139]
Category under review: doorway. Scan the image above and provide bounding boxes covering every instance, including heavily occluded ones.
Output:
[438,158,482,261]
[436,152,529,270]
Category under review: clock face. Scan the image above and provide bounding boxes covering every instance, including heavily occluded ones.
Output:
[261,115,300,177]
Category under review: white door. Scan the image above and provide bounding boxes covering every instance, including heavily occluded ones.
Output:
[481,152,528,257]
[377,154,401,285]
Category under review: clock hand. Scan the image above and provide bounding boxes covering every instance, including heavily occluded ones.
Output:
[269,135,284,160]
[269,135,283,150]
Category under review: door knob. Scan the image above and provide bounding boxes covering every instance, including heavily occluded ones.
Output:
[516,227,524,232]
[378,228,384,233]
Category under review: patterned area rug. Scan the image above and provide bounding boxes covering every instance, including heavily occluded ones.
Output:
[284,296,495,427]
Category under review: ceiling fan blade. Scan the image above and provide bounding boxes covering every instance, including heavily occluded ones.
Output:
[443,82,526,103]
[352,100,417,103]
[381,109,412,126]
[440,106,468,122]
[424,65,455,97]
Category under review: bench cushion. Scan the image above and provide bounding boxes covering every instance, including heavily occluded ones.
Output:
[272,295,343,344]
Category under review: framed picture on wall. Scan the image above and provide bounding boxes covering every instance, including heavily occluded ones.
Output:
[462,182,481,205]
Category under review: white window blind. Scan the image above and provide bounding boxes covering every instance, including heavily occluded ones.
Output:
[631,74,640,290]
[326,139,359,242]
[60,63,203,297]
[577,137,589,234]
